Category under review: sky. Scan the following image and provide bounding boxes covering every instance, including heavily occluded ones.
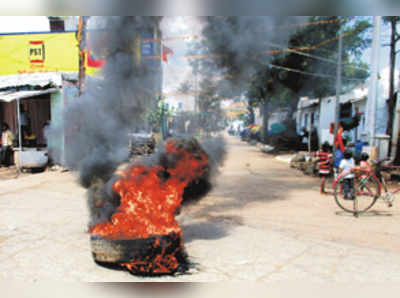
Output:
[0,16,49,33]
[159,16,204,110]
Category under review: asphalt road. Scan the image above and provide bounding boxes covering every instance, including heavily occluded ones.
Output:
[1,135,400,281]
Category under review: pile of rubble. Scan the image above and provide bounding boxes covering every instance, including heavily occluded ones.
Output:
[290,152,319,177]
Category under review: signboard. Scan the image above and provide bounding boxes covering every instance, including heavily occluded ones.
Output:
[0,31,79,75]
[0,31,152,77]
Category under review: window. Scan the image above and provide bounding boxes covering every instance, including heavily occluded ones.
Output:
[340,102,352,119]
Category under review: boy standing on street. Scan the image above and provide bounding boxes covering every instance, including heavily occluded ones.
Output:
[339,149,355,200]
[317,142,332,195]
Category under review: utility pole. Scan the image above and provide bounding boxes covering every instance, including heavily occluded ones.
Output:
[333,26,343,151]
[194,69,200,134]
[367,16,382,147]
[78,16,88,96]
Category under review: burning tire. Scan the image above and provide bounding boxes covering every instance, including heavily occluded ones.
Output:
[88,138,210,276]
[91,233,189,276]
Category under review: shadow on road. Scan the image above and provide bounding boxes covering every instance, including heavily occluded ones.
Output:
[181,137,322,242]
[182,215,243,243]
[335,210,394,217]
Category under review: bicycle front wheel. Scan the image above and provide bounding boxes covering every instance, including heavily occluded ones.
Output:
[334,174,379,215]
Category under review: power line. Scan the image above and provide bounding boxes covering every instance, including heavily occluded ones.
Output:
[268,63,364,81]
[184,28,358,60]
[265,41,369,73]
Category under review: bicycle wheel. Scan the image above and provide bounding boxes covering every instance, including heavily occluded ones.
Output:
[334,174,379,215]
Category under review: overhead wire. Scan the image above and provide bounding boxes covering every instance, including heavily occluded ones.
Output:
[268,64,364,81]
[264,40,369,73]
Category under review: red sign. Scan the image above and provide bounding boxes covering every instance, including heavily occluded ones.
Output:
[29,40,45,66]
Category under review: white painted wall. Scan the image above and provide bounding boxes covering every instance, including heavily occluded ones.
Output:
[165,95,195,112]
[254,107,263,126]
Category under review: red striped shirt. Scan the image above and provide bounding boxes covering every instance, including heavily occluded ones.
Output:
[317,151,332,174]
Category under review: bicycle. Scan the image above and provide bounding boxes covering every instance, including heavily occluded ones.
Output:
[332,158,400,217]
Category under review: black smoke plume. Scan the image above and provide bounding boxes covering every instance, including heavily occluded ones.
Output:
[47,16,162,187]
[46,17,227,231]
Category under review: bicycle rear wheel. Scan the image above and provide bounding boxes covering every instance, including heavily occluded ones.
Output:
[334,174,379,215]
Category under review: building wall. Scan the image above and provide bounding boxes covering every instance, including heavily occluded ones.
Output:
[318,96,335,144]
[48,80,79,165]
[165,95,195,112]
[49,90,64,164]
[254,107,262,126]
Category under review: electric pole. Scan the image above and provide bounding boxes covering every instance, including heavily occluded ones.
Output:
[78,16,88,96]
[367,16,382,147]
[334,25,343,151]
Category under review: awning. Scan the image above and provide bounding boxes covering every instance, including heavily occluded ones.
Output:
[0,73,62,90]
[0,88,59,102]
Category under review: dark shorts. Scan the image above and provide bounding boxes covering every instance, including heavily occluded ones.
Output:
[319,173,330,178]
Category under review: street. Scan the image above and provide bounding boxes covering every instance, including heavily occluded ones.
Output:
[1,135,400,281]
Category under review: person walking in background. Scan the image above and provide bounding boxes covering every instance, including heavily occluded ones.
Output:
[339,149,356,200]
[0,123,15,167]
[317,142,333,195]
[334,125,346,153]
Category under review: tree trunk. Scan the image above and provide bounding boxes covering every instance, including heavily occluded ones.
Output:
[386,20,397,155]
[262,101,270,144]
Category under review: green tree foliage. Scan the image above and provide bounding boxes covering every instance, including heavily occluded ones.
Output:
[147,96,174,131]
[276,16,370,97]
[197,77,225,132]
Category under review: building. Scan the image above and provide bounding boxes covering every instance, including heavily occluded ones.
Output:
[296,83,391,147]
[0,16,163,167]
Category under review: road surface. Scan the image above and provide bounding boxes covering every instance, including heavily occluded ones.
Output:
[1,135,400,281]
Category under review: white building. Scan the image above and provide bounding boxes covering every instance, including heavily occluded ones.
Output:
[164,94,196,112]
[296,97,319,135]
[296,80,393,146]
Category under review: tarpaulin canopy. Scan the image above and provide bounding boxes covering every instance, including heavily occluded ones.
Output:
[250,125,260,132]
[0,73,62,90]
[0,88,59,102]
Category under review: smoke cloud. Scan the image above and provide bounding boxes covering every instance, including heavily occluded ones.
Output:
[47,16,162,187]
[198,16,307,84]
[45,17,228,231]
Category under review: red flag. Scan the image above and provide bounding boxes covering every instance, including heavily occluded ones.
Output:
[86,45,106,68]
[162,45,174,63]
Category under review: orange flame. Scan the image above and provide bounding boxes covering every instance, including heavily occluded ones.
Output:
[90,139,209,274]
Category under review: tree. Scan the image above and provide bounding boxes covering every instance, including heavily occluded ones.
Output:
[383,17,400,157]
[197,77,225,133]
[147,95,174,138]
